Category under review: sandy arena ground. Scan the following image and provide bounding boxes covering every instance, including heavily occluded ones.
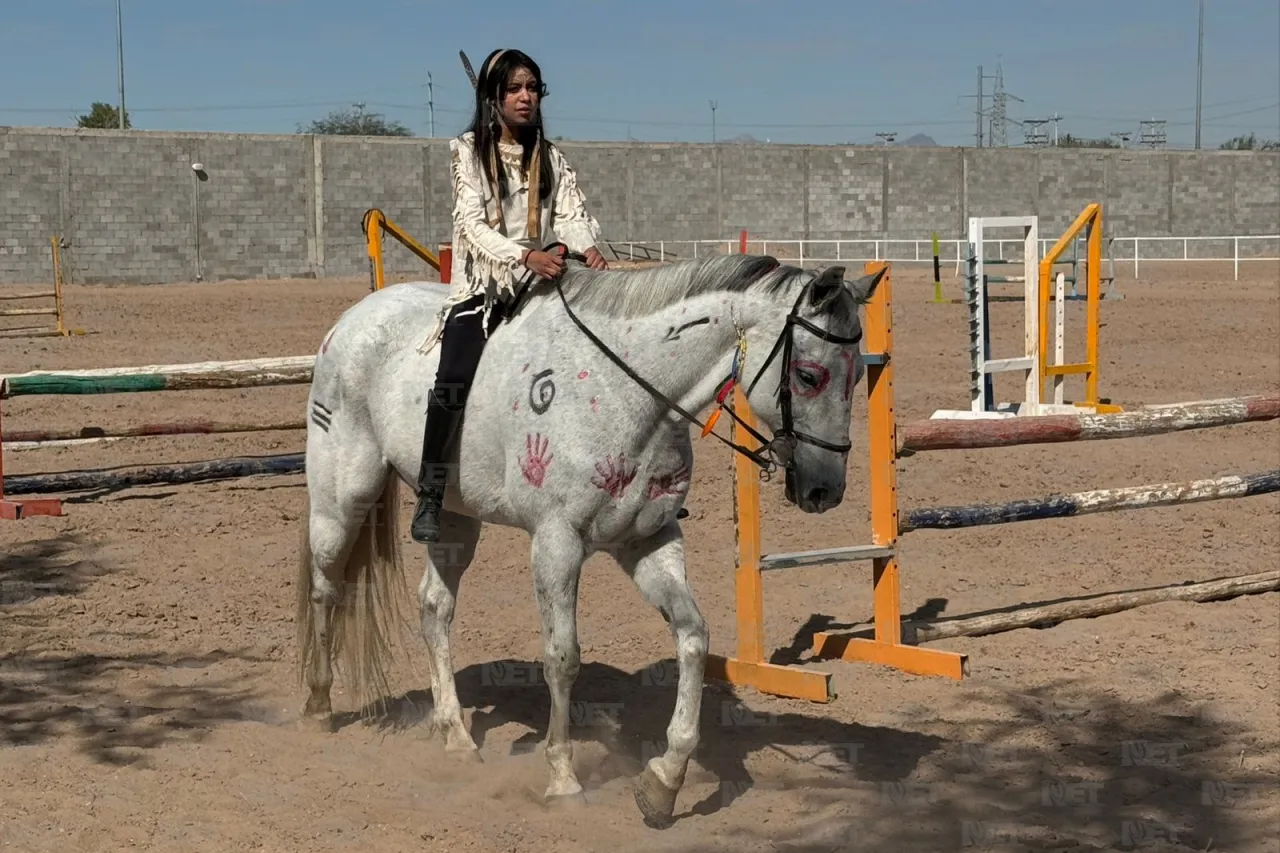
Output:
[1,261,1277,852]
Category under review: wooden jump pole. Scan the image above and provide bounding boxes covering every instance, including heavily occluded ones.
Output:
[901,469,1280,532]
[898,394,1280,454]
[0,354,316,520]
[1,356,316,398]
[1,453,305,496]
[841,571,1280,646]
[2,417,307,446]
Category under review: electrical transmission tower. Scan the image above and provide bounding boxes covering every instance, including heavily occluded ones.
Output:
[1138,119,1167,148]
[988,60,1022,147]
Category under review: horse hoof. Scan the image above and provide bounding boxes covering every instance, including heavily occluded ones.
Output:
[296,713,334,734]
[448,747,484,764]
[545,790,588,810]
[634,766,679,829]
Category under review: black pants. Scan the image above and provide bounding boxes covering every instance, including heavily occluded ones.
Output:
[417,293,508,487]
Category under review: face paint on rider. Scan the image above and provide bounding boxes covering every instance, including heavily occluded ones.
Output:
[497,66,541,138]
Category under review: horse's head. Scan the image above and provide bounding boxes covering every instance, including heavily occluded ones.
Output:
[743,264,885,513]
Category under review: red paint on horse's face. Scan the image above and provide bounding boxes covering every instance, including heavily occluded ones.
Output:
[789,360,831,398]
[841,350,856,401]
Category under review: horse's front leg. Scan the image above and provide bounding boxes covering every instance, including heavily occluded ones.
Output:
[615,520,708,828]
[530,522,587,801]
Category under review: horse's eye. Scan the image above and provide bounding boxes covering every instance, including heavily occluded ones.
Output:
[796,368,818,387]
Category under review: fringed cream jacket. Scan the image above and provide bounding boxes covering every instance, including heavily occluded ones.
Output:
[418,132,603,353]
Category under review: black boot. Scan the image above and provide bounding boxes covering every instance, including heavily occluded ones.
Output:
[410,396,463,544]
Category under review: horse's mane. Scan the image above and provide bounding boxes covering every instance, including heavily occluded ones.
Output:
[547,253,810,319]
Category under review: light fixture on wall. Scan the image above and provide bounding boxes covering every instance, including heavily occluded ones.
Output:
[190,161,207,280]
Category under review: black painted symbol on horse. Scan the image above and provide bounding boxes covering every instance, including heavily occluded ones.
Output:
[529,369,556,415]
[662,317,710,342]
[310,400,333,433]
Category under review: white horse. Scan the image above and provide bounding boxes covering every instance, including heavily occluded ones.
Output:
[295,251,884,827]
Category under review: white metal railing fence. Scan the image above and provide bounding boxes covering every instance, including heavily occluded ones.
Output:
[605,234,1280,281]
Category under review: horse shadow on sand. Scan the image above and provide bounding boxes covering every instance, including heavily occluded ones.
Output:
[329,655,943,823]
[324,634,1275,850]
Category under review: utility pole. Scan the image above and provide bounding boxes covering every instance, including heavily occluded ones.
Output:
[115,0,126,128]
[960,65,996,147]
[426,70,435,137]
[709,100,718,143]
[1195,0,1204,148]
[975,65,984,147]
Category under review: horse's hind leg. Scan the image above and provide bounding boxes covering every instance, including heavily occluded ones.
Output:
[418,510,483,757]
[614,520,708,828]
[296,433,398,729]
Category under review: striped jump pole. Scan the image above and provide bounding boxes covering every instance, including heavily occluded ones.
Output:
[1,355,316,398]
[0,354,317,520]
[901,469,1280,532]
[898,394,1280,455]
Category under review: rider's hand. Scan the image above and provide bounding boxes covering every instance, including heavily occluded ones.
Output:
[523,249,566,279]
[583,247,608,271]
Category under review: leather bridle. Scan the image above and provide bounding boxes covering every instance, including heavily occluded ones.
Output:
[514,245,863,476]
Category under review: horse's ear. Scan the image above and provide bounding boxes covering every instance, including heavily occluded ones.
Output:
[807,265,846,309]
[846,266,887,304]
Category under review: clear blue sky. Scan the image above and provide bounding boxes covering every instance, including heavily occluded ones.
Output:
[2,0,1277,148]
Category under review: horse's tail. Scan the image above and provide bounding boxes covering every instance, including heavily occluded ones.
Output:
[295,466,414,719]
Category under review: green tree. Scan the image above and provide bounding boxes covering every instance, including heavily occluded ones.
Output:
[1220,133,1279,151]
[77,101,130,129]
[298,105,412,137]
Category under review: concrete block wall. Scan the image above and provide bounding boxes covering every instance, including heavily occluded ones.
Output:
[0,125,1276,285]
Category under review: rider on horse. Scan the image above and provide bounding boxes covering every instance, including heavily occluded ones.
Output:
[411,47,609,543]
